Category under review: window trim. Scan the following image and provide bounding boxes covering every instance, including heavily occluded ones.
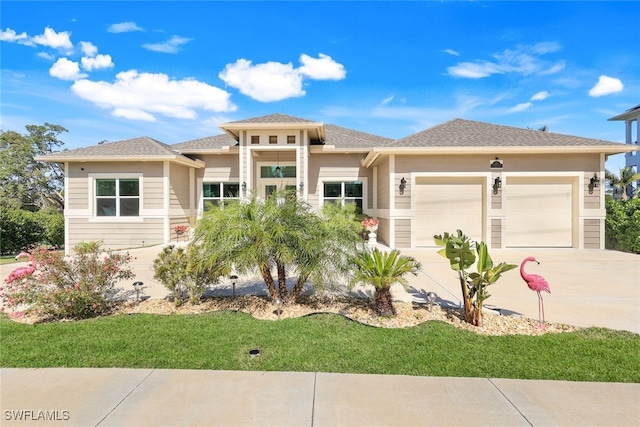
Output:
[320,179,367,211]
[89,173,143,222]
[202,181,240,212]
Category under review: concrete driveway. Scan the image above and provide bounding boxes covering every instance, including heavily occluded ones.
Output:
[401,248,640,334]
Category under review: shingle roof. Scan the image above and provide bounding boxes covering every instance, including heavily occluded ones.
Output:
[41,136,181,158]
[324,124,393,148]
[171,134,237,151]
[608,104,640,121]
[388,119,623,148]
[225,113,316,124]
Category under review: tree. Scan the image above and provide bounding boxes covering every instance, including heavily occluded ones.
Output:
[192,190,362,302]
[351,248,421,317]
[606,166,640,201]
[0,123,67,211]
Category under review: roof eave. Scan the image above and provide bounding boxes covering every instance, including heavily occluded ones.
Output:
[35,155,205,168]
[366,145,638,157]
[309,146,370,154]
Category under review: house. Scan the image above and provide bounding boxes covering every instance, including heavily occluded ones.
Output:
[37,113,637,253]
[608,104,640,196]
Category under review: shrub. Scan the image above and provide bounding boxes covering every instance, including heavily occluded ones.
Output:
[153,244,223,306]
[606,198,640,254]
[1,242,134,320]
[0,208,64,254]
[0,208,45,255]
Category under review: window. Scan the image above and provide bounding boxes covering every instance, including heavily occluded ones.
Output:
[96,178,140,217]
[260,165,296,178]
[251,135,259,144]
[287,135,296,144]
[269,135,278,144]
[323,181,363,211]
[203,182,240,211]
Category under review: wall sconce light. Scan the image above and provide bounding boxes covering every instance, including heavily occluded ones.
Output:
[490,157,503,169]
[299,182,304,195]
[242,181,247,195]
[493,177,502,195]
[589,173,600,194]
[399,177,407,195]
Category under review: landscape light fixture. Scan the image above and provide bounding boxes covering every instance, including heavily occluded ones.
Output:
[426,291,437,312]
[230,274,238,298]
[132,281,144,302]
[493,177,502,195]
[589,173,600,194]
[399,177,407,195]
[274,297,282,320]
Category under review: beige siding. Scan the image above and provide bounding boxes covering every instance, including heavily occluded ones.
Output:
[583,175,601,209]
[394,219,411,248]
[377,217,389,247]
[169,217,190,242]
[66,162,164,210]
[491,173,502,210]
[491,219,502,249]
[199,155,240,181]
[67,218,164,250]
[395,153,600,174]
[395,175,411,209]
[584,219,601,249]
[307,153,371,211]
[170,163,190,213]
[377,157,390,210]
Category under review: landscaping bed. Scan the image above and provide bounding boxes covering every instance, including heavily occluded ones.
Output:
[114,295,579,336]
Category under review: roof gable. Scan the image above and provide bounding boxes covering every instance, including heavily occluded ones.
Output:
[324,124,393,148]
[171,134,237,152]
[225,113,316,124]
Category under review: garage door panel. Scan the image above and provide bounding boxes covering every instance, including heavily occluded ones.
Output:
[506,179,573,247]
[414,179,484,246]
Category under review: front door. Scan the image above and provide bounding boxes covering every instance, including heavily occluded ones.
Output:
[262,180,296,197]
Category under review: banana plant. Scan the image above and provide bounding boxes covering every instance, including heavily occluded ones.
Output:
[434,231,516,326]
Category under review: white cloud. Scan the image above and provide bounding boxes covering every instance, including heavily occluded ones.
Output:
[509,102,532,113]
[447,42,564,79]
[108,22,143,33]
[443,49,459,56]
[70,70,236,122]
[81,54,114,71]
[530,91,549,101]
[49,58,87,81]
[142,36,191,53]
[219,59,304,102]
[0,28,32,45]
[589,75,623,97]
[298,53,346,80]
[32,27,73,52]
[219,54,347,102]
[80,41,98,57]
[381,95,394,105]
[37,51,55,61]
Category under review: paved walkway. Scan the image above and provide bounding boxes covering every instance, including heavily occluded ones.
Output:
[2,368,639,426]
[2,245,639,426]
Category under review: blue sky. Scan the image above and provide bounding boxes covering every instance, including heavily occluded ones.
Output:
[1,1,638,170]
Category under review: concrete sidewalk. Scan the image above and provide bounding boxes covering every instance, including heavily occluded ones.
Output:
[2,368,639,426]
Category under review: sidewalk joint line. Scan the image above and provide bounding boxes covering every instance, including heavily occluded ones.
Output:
[310,371,318,427]
[94,369,156,427]
[488,378,533,427]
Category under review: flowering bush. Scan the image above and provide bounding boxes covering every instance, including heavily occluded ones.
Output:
[153,244,222,306]
[1,242,134,320]
[361,217,380,230]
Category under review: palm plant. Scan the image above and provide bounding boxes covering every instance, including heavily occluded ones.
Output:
[193,190,362,302]
[606,166,640,201]
[352,248,421,317]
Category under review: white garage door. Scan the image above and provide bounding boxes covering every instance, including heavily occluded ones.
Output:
[414,177,484,247]
[505,177,574,247]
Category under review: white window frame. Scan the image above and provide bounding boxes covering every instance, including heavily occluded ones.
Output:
[88,173,143,222]
[320,179,367,211]
[202,181,240,211]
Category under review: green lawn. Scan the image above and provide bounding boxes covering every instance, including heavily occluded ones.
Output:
[1,312,638,382]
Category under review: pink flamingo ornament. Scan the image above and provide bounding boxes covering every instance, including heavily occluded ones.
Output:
[520,257,551,328]
[6,252,36,283]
